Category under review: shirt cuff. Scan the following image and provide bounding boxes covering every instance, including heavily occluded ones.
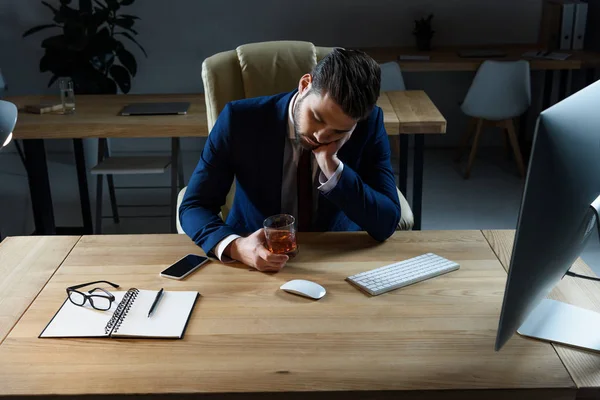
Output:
[318,161,344,193]
[213,234,242,263]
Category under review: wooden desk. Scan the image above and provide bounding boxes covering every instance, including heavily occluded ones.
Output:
[0,232,575,399]
[0,236,80,344]
[9,93,405,140]
[10,94,209,139]
[483,230,600,399]
[361,44,600,72]
[8,91,445,234]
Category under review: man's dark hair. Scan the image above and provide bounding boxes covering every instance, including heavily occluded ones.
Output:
[310,48,381,120]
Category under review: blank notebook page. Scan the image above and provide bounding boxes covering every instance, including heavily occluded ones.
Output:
[112,290,198,338]
[40,292,126,338]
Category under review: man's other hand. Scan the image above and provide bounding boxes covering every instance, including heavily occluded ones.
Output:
[225,229,289,272]
[312,133,351,179]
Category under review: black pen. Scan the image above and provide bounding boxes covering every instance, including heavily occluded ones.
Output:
[147,288,164,317]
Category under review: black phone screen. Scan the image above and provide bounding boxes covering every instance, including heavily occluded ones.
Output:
[161,254,208,277]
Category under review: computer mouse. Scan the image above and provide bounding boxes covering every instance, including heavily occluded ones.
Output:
[280,279,326,300]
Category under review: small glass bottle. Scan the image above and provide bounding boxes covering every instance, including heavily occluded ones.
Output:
[59,77,75,114]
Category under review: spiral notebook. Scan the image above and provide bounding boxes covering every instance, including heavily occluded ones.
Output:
[40,288,199,339]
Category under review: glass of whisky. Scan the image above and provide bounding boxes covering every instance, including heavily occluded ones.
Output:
[263,214,298,258]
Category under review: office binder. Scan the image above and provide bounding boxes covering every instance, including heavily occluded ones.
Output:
[572,2,588,50]
[539,0,581,50]
[560,2,575,49]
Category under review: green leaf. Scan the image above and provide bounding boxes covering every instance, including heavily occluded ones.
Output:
[61,4,83,19]
[60,0,72,5]
[115,32,147,57]
[47,74,60,88]
[119,14,140,20]
[22,24,61,38]
[113,18,137,34]
[109,64,131,93]
[105,0,120,11]
[120,0,135,5]
[72,66,118,94]
[93,0,107,8]
[115,16,134,28]
[39,48,86,77]
[79,0,92,12]
[41,1,59,15]
[116,47,137,76]
[91,8,110,29]
[41,35,69,50]
[40,54,54,72]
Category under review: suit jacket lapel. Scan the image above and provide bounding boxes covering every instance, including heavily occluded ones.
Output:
[258,91,297,218]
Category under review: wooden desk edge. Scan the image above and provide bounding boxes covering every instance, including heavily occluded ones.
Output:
[0,236,81,345]
[0,388,578,400]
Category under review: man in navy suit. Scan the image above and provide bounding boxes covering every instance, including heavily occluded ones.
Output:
[180,48,400,272]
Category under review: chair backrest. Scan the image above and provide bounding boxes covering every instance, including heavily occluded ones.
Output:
[202,41,334,131]
[0,100,17,148]
[201,41,333,219]
[380,62,406,91]
[461,60,531,120]
[0,69,6,99]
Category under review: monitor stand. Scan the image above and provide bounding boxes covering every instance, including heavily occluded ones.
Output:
[517,196,600,352]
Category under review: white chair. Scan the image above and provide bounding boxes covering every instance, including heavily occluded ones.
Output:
[380,62,406,91]
[455,60,531,179]
[379,62,406,170]
[176,186,413,234]
[91,137,184,234]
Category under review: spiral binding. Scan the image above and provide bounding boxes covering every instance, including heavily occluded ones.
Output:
[104,288,139,335]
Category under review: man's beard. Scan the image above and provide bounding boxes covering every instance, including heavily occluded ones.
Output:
[292,93,317,150]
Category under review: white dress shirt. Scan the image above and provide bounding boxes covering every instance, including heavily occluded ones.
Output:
[213,92,344,262]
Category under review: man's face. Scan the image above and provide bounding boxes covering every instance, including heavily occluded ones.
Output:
[292,75,357,150]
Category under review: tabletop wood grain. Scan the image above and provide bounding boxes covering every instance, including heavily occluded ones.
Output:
[9,94,209,139]
[0,231,574,398]
[8,92,443,140]
[0,236,80,345]
[387,91,447,134]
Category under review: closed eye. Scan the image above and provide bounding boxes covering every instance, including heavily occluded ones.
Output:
[312,111,323,124]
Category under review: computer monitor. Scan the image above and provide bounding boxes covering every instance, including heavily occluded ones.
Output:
[495,79,600,352]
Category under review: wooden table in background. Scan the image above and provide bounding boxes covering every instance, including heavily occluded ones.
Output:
[361,44,600,72]
[386,91,446,229]
[9,94,206,237]
[362,44,600,105]
[483,230,600,400]
[8,90,445,234]
[0,236,80,344]
[362,44,600,157]
[0,231,578,399]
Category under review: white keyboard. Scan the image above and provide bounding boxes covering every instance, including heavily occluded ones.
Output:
[346,253,460,296]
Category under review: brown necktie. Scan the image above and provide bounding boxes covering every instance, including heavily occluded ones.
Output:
[297,149,313,231]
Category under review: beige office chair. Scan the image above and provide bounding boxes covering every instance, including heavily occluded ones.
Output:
[177,40,413,233]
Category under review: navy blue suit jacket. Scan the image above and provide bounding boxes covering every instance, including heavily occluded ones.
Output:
[180,90,400,256]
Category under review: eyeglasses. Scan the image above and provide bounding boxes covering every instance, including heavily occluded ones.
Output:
[66,281,120,311]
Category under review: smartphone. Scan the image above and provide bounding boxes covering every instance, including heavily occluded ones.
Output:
[160,254,210,280]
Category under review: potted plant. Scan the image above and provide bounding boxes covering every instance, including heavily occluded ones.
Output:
[22,0,147,94]
[413,14,434,51]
